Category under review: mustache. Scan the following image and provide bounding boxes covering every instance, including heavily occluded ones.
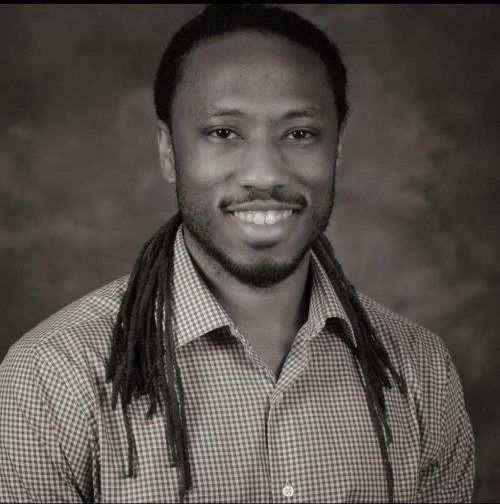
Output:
[220,187,307,210]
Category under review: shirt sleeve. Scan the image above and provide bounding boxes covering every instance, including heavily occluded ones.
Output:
[0,338,94,503]
[416,350,475,503]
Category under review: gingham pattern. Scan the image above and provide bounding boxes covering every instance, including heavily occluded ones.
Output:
[0,225,474,503]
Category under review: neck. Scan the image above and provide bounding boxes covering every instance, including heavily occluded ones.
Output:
[182,228,312,343]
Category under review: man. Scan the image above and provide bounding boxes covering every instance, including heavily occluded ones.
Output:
[0,4,474,503]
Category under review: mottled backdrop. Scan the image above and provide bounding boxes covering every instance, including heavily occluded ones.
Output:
[0,4,498,502]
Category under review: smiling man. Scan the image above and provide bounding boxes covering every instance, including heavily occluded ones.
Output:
[0,4,474,503]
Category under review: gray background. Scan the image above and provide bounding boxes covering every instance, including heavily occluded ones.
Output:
[0,4,498,502]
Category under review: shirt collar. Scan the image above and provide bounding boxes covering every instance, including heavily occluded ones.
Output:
[171,225,233,348]
[171,224,356,348]
[307,250,356,345]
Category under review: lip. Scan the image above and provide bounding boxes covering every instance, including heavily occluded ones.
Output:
[226,206,302,246]
[225,201,303,213]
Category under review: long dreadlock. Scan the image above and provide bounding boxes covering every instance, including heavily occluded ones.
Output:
[106,213,191,500]
[106,212,407,503]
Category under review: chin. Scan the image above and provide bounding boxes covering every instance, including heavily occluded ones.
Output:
[221,258,303,288]
[213,241,310,288]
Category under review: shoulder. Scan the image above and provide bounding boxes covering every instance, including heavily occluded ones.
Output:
[357,292,454,402]
[356,293,466,443]
[0,275,129,411]
[358,291,450,365]
[11,275,127,349]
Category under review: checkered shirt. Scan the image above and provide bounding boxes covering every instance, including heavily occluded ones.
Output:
[0,225,474,503]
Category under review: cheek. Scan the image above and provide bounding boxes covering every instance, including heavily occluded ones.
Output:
[174,132,235,187]
[174,155,223,217]
[287,149,336,194]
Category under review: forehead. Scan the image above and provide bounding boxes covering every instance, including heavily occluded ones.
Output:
[172,31,336,121]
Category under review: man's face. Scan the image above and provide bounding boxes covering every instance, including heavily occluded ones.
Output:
[164,31,339,288]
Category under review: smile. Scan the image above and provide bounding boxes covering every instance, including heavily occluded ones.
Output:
[232,209,294,226]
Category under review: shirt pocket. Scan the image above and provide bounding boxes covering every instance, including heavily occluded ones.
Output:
[417,458,440,496]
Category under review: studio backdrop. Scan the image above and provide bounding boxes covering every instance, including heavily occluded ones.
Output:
[0,5,498,502]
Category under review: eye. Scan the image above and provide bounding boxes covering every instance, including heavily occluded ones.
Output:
[208,128,239,140]
[285,129,317,140]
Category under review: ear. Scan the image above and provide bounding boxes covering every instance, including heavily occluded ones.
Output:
[335,142,342,172]
[157,120,176,184]
[335,127,345,172]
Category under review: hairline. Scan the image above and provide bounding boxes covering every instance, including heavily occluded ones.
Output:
[166,27,345,133]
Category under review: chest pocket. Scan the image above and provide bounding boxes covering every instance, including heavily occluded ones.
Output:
[417,458,440,495]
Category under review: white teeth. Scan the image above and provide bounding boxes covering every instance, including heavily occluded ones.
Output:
[233,209,294,226]
[254,212,265,225]
[265,212,276,225]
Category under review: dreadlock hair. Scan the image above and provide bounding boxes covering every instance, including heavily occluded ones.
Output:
[107,4,407,503]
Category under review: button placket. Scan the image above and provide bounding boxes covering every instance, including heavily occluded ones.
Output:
[267,328,312,502]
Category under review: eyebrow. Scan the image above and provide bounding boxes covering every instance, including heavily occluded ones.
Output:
[201,105,323,120]
[203,108,246,119]
[281,106,323,119]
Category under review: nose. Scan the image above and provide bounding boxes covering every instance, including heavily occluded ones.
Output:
[236,139,290,189]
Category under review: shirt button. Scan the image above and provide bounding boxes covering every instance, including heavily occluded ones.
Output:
[282,483,294,498]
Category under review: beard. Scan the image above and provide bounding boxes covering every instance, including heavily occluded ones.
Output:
[175,176,335,289]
